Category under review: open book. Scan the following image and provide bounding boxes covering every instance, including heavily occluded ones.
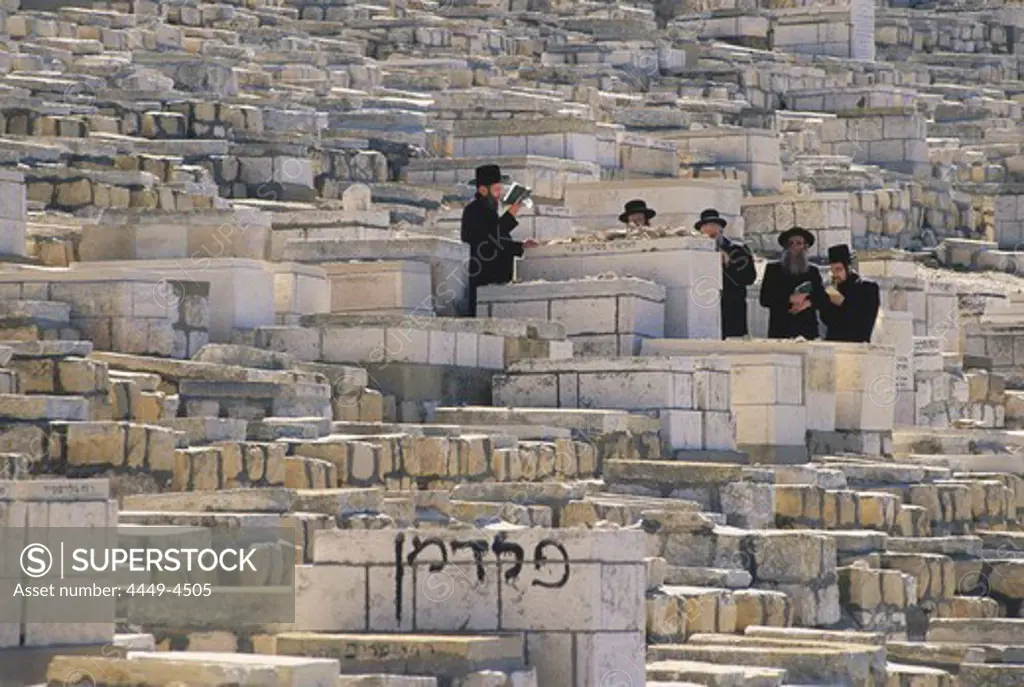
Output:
[502,182,532,206]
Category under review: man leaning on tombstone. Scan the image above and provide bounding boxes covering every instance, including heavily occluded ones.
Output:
[694,209,756,339]
[619,199,656,228]
[460,164,536,317]
[759,226,827,340]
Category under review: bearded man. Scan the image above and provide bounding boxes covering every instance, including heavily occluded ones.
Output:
[759,227,827,340]
[460,164,533,316]
[820,244,881,343]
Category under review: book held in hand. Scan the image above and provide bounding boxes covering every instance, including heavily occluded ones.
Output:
[793,281,813,295]
[502,182,533,208]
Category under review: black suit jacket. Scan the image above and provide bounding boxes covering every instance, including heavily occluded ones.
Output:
[821,273,881,343]
[460,193,522,286]
[759,261,826,340]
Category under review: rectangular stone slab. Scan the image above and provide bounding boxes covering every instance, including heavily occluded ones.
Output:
[495,356,726,412]
[269,633,525,678]
[46,652,339,687]
[431,406,661,434]
[0,478,109,501]
[927,618,1024,645]
[270,262,330,319]
[121,488,297,513]
[320,261,434,315]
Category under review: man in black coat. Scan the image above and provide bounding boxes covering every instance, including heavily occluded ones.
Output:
[695,209,756,339]
[820,244,881,343]
[759,227,827,339]
[460,164,532,317]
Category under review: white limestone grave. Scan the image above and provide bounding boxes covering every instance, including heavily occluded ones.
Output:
[321,261,434,316]
[641,338,837,433]
[78,208,272,261]
[67,258,275,343]
[493,355,735,450]
[0,479,117,648]
[826,342,898,432]
[476,277,665,356]
[300,527,647,687]
[517,236,721,339]
[282,237,470,317]
[270,262,331,324]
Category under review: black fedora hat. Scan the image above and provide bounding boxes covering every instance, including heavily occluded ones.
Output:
[468,164,510,187]
[619,199,657,224]
[828,244,853,265]
[694,208,727,231]
[778,226,815,248]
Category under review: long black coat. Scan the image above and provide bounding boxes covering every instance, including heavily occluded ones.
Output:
[719,239,757,338]
[759,261,826,340]
[461,193,523,315]
[820,273,881,343]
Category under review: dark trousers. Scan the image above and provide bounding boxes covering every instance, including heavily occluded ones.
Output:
[721,292,749,339]
[465,278,479,318]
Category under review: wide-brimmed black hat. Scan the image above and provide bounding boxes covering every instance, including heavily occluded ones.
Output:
[694,208,727,230]
[469,164,510,187]
[619,199,657,224]
[828,244,853,266]
[778,226,815,248]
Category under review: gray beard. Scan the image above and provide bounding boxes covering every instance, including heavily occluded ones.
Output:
[782,251,808,275]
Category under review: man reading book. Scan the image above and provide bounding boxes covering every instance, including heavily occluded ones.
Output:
[759,227,827,339]
[460,164,536,317]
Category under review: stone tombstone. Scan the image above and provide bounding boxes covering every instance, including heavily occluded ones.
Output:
[342,183,373,213]
[517,236,721,339]
[0,479,117,650]
[476,277,666,356]
[0,168,26,257]
[300,527,647,687]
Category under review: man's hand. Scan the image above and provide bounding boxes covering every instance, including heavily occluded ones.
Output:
[720,250,730,266]
[507,200,524,216]
[788,293,810,314]
[789,299,811,314]
[828,291,845,306]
